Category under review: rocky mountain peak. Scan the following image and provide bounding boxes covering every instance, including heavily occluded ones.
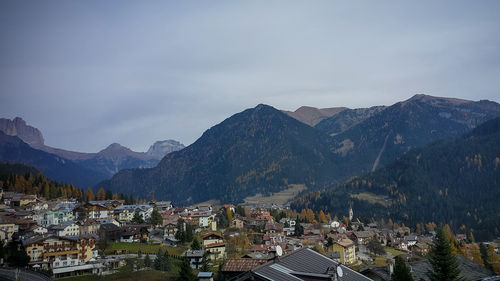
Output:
[0,117,45,148]
[146,140,185,160]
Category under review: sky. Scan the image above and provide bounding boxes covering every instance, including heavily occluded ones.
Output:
[1,1,499,152]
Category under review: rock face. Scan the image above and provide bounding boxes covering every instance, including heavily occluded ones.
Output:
[282,106,346,127]
[146,140,185,159]
[0,117,45,148]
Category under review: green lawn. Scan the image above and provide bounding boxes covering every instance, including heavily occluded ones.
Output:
[374,256,389,266]
[384,247,404,257]
[104,242,186,256]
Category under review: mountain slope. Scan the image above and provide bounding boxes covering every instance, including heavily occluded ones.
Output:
[315,106,386,136]
[292,117,500,240]
[282,106,346,126]
[0,131,108,186]
[330,94,500,175]
[102,104,342,204]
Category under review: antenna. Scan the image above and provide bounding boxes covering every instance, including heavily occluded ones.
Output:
[337,266,343,278]
[276,245,283,257]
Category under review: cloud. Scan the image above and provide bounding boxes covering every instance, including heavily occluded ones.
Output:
[1,1,499,152]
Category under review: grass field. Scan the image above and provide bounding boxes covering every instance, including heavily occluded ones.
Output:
[384,247,405,257]
[374,256,389,266]
[351,192,391,206]
[104,242,186,256]
[243,184,307,205]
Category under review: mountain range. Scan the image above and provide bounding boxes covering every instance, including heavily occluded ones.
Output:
[101,94,500,205]
[0,117,184,186]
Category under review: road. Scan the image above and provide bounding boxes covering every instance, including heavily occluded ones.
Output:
[0,268,52,281]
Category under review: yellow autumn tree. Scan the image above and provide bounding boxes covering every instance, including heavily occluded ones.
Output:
[87,188,95,201]
[318,211,327,223]
[96,187,106,201]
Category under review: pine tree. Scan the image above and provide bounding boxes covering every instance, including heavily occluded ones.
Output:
[131,210,144,224]
[144,253,151,268]
[162,249,172,271]
[179,258,196,281]
[149,206,163,227]
[427,227,464,281]
[154,248,163,270]
[191,238,201,250]
[392,256,414,281]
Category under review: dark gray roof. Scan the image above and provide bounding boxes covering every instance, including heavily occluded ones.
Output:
[252,248,373,281]
[409,255,494,281]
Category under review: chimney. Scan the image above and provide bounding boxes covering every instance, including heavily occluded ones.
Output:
[387,260,394,275]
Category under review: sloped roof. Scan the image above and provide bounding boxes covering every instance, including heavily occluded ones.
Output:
[251,247,373,281]
[222,258,267,272]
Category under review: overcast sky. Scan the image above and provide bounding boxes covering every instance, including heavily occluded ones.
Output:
[1,1,499,152]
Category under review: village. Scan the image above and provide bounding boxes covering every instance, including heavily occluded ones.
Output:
[0,190,498,281]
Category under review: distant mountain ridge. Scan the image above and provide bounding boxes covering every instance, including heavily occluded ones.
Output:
[0,117,185,186]
[102,104,343,204]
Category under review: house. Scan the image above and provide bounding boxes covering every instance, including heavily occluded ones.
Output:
[120,225,150,243]
[114,204,153,221]
[352,230,376,245]
[232,218,244,229]
[202,232,226,261]
[404,235,418,247]
[332,238,356,265]
[114,208,133,222]
[232,247,373,281]
[99,223,122,242]
[0,221,15,242]
[11,194,37,207]
[155,201,173,212]
[181,249,204,269]
[78,219,100,236]
[48,221,80,237]
[74,202,112,220]
[164,222,177,238]
[37,209,74,227]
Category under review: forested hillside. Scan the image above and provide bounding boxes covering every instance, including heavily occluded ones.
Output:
[292,117,500,240]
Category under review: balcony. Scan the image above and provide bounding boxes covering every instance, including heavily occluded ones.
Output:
[43,249,79,258]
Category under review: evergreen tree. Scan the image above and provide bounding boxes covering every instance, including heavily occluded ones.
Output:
[137,247,142,258]
[162,249,172,271]
[294,220,304,237]
[149,206,163,227]
[392,256,414,281]
[185,224,194,242]
[191,238,201,250]
[427,227,464,281]
[131,210,145,224]
[105,189,113,200]
[179,258,196,281]
[144,253,151,268]
[154,248,163,270]
[176,218,186,243]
